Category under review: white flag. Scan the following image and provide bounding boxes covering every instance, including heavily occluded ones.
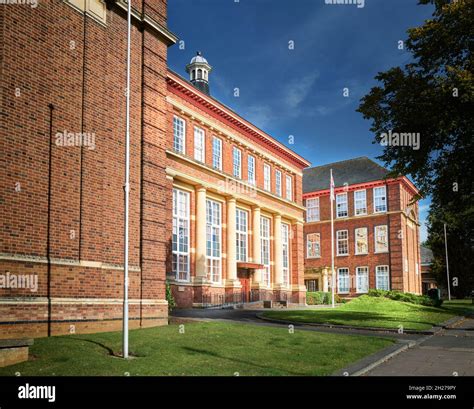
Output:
[330,170,335,201]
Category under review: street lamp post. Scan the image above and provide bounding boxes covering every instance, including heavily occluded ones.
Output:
[443,223,451,301]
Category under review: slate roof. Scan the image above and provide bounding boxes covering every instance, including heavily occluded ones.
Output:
[421,246,434,265]
[303,157,390,193]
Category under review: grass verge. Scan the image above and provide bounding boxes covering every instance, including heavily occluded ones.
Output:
[0,322,394,376]
[262,295,458,330]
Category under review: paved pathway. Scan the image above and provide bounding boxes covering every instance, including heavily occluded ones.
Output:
[366,317,474,376]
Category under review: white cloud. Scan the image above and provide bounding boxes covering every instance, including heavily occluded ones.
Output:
[283,72,319,109]
[243,104,273,129]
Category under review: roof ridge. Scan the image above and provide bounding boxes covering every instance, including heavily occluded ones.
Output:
[304,156,373,171]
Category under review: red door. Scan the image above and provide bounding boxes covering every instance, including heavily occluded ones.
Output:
[237,269,250,303]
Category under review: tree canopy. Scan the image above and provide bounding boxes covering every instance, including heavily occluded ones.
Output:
[358,0,473,296]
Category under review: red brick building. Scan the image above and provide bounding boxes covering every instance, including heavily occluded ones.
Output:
[165,55,310,308]
[0,1,310,338]
[0,0,177,338]
[303,157,422,296]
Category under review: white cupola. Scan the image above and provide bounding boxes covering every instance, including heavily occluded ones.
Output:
[185,51,212,95]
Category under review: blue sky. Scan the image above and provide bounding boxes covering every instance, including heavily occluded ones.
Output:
[168,0,434,241]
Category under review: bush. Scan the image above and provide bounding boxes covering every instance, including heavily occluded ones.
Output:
[367,289,443,307]
[166,280,176,312]
[307,291,343,305]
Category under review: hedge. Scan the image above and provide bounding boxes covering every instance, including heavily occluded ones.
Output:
[367,289,443,307]
[306,291,343,305]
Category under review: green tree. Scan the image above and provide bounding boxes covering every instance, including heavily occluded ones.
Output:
[358,0,473,296]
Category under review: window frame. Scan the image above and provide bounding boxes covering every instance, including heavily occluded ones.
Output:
[354,227,368,255]
[354,189,367,216]
[212,136,222,171]
[373,186,387,213]
[306,233,321,258]
[172,188,190,282]
[376,265,390,290]
[173,115,186,154]
[275,170,282,197]
[336,229,349,256]
[232,147,242,179]
[336,192,348,218]
[247,155,256,185]
[337,268,350,294]
[281,223,290,287]
[206,199,222,284]
[285,175,293,201]
[193,126,205,163]
[356,266,369,294]
[260,216,271,287]
[235,208,248,262]
[263,163,271,191]
[374,225,389,253]
[306,197,320,222]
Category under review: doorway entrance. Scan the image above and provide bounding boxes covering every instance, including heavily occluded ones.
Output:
[237,268,250,303]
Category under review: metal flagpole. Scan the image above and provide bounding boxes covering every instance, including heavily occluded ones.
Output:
[123,0,132,359]
[330,169,335,308]
[444,223,451,301]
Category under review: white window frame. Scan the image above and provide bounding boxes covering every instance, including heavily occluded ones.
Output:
[247,155,256,185]
[206,199,222,283]
[285,175,293,201]
[373,186,387,213]
[337,268,350,294]
[356,266,369,294]
[336,192,348,218]
[212,136,222,171]
[355,227,368,255]
[260,216,271,287]
[336,230,349,256]
[306,197,320,222]
[194,126,205,163]
[263,163,271,191]
[236,208,248,262]
[374,225,389,253]
[354,189,367,216]
[275,170,282,197]
[282,223,290,287]
[173,115,186,154]
[233,147,242,179]
[306,233,321,258]
[172,188,190,282]
[376,265,390,290]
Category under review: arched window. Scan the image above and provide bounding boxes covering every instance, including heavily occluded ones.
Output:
[197,69,202,79]
[191,70,195,80]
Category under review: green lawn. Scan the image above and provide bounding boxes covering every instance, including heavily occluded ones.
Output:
[262,295,458,330]
[441,299,474,316]
[0,322,394,376]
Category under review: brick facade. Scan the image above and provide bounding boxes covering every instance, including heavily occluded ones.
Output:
[0,0,176,338]
[165,70,310,308]
[304,177,422,296]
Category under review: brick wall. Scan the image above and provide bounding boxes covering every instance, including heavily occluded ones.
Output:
[304,180,422,295]
[0,0,173,338]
